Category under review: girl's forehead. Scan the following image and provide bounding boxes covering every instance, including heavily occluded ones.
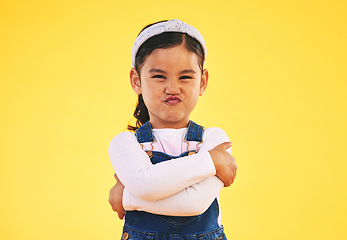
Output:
[143,46,200,71]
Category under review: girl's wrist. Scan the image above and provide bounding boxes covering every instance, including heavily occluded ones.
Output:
[208,149,220,175]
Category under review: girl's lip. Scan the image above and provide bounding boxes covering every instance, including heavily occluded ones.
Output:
[164,96,182,102]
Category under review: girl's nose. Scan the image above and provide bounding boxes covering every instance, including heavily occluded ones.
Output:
[165,79,180,94]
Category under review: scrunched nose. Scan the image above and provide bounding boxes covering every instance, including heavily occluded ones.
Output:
[165,80,180,95]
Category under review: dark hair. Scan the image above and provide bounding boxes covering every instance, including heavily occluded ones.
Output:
[127,20,205,132]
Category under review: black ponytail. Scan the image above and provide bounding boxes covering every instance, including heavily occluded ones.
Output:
[127,94,149,132]
[127,20,205,131]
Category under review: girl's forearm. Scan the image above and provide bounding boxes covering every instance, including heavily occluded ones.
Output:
[109,132,216,201]
[123,176,223,216]
[109,128,231,201]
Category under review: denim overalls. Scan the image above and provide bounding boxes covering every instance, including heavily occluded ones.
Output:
[121,121,227,240]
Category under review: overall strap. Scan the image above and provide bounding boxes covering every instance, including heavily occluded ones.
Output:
[135,120,204,143]
[135,121,155,143]
[185,120,204,142]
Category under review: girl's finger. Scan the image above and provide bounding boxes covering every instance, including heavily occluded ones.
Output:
[215,141,232,150]
[114,173,121,183]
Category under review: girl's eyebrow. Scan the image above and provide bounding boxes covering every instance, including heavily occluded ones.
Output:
[180,69,196,74]
[149,68,166,74]
[149,68,196,74]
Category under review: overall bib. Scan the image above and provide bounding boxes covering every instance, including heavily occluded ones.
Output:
[121,121,227,240]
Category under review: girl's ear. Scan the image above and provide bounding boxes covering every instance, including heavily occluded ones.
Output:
[199,69,209,96]
[130,68,142,95]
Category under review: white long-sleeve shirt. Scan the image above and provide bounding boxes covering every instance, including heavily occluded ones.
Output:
[108,126,231,223]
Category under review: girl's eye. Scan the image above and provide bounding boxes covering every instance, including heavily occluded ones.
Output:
[152,75,166,79]
[180,76,192,80]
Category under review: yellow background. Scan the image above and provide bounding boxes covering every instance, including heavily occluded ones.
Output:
[1,0,346,239]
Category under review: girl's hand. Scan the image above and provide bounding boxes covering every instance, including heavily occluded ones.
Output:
[108,173,125,219]
[209,142,237,187]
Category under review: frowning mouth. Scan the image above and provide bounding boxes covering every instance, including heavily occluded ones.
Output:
[164,96,182,105]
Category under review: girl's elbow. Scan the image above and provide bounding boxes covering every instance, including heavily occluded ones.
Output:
[185,195,211,215]
[181,204,209,216]
[191,201,210,215]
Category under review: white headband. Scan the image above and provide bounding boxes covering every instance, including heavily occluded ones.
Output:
[131,19,207,67]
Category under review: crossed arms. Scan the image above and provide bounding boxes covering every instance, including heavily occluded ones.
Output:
[108,127,237,218]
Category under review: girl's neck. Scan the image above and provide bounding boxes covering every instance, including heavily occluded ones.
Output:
[150,119,190,129]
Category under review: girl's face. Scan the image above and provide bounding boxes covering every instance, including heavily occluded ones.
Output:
[130,44,208,129]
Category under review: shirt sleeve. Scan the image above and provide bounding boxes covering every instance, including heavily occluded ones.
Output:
[109,127,232,202]
[108,132,217,201]
[123,175,224,216]
[120,127,232,215]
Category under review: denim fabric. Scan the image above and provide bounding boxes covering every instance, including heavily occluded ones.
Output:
[122,121,227,240]
[121,225,226,240]
[135,120,204,143]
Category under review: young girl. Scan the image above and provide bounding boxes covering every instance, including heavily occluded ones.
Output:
[108,19,237,240]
